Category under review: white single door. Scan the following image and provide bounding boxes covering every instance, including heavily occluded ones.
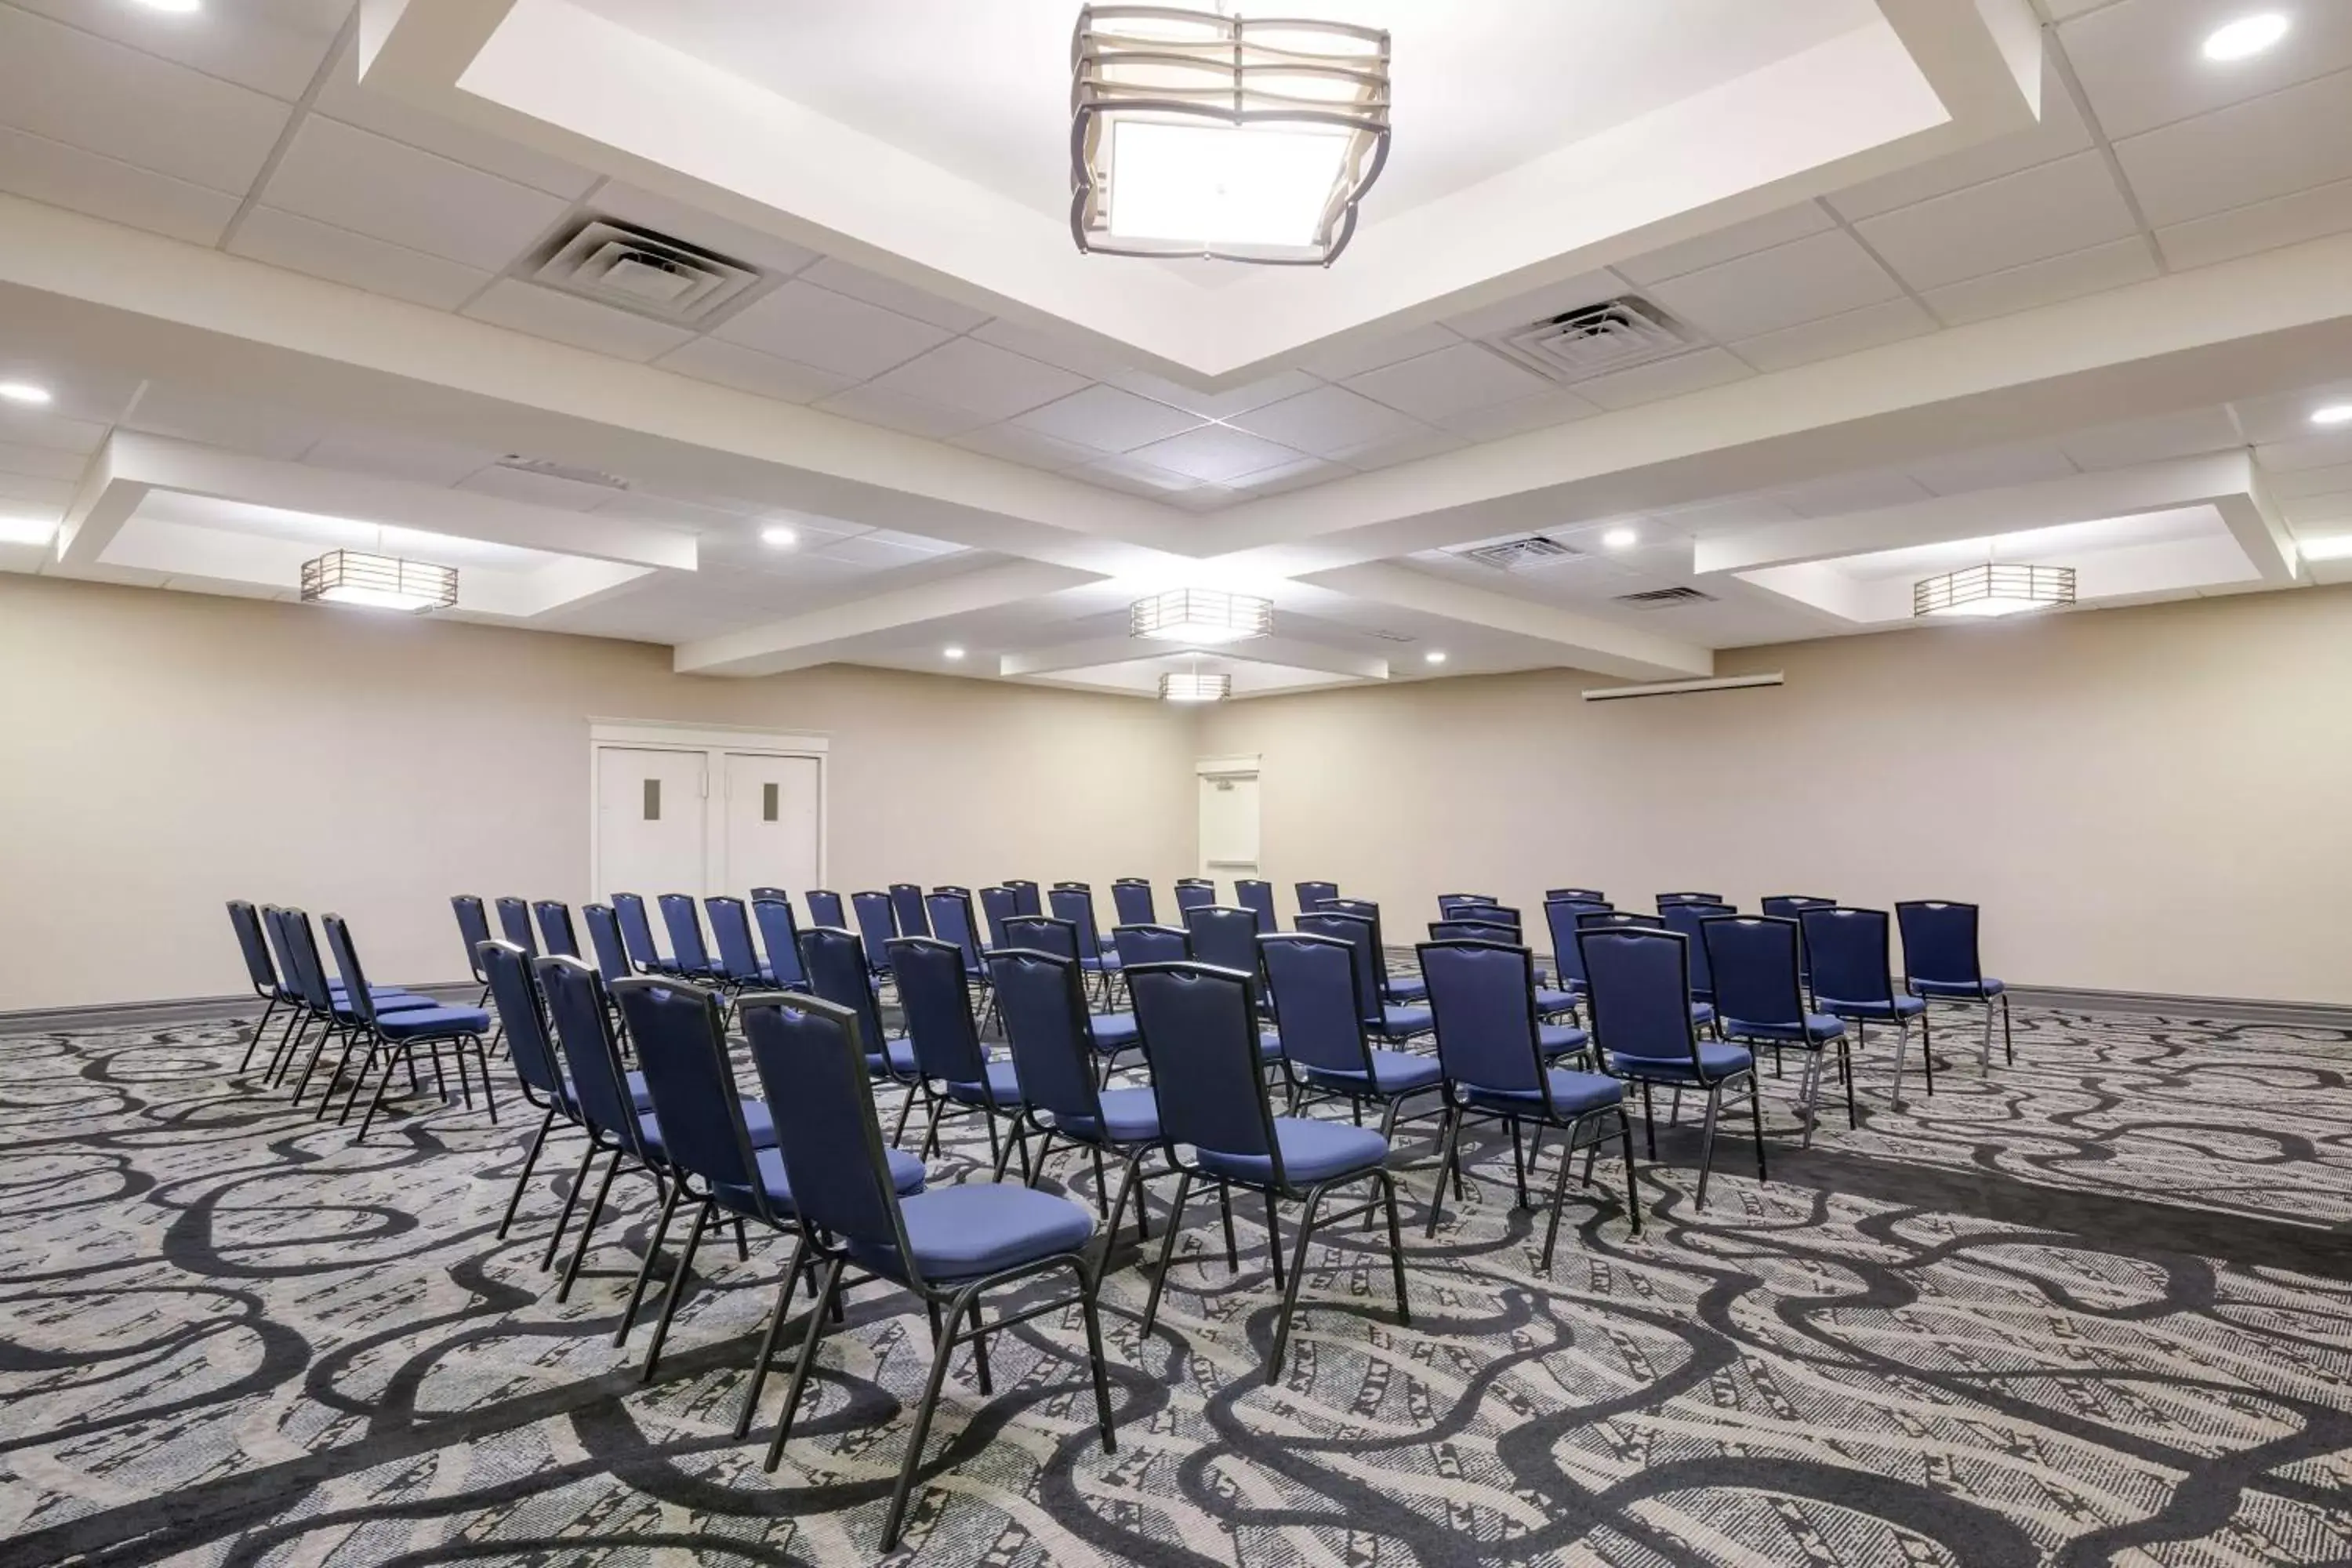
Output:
[596,746,708,902]
[721,752,822,895]
[1200,771,1261,885]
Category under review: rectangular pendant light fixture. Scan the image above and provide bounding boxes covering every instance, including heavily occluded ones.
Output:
[299,550,458,614]
[1912,564,2075,619]
[1160,671,1231,702]
[1130,588,1273,644]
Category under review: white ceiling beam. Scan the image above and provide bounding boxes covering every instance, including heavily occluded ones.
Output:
[51,439,142,568]
[998,633,1390,683]
[675,559,1104,677]
[2215,473,2299,584]
[1301,562,1711,681]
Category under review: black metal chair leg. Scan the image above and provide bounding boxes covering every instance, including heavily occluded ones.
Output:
[2003,994,2013,1063]
[542,1141,600,1271]
[1639,1080,1657,1159]
[1265,1185,1325,1384]
[1538,1125,1581,1272]
[237,1000,278,1074]
[764,1254,846,1472]
[733,1236,808,1439]
[1138,1170,1196,1340]
[1423,1105,1463,1237]
[353,1044,407,1143]
[1842,1039,1859,1127]
[1074,1258,1116,1451]
[1263,1189,1284,1292]
[1618,1111,1642,1235]
[556,1149,624,1301]
[640,1197,713,1382]
[614,1176,684,1345]
[498,1107,559,1240]
[890,1083,920,1146]
[966,1298,991,1394]
[1510,1119,1530,1210]
[1218,1182,1240,1272]
[879,1281,980,1551]
[1379,1172,1409,1324]
[1749,1074,1768,1182]
[1693,1087,1722,1209]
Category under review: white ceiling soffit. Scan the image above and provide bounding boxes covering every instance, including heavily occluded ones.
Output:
[356,0,2042,381]
[997,633,1392,684]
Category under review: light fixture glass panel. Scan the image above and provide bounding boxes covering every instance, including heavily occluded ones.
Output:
[1129,588,1273,644]
[1912,563,2075,619]
[1107,122,1352,248]
[1160,671,1232,702]
[299,549,459,614]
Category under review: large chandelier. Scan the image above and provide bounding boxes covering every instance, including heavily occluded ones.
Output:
[1912,563,2075,619]
[299,550,458,613]
[1160,670,1231,702]
[1070,5,1392,266]
[1130,588,1272,644]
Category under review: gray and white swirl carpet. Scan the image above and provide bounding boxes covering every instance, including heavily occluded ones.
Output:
[2,1005,2349,1566]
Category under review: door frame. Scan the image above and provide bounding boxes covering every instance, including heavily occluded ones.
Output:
[588,719,830,899]
[1195,753,1261,882]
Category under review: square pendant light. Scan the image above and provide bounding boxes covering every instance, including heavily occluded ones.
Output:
[1130,588,1273,644]
[299,550,458,613]
[1160,671,1231,702]
[1072,5,1391,265]
[1912,563,2074,619]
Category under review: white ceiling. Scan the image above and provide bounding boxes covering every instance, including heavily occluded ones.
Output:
[0,0,2350,698]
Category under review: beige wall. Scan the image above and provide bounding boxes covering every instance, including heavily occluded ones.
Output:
[0,575,1199,1010]
[1201,587,2352,1006]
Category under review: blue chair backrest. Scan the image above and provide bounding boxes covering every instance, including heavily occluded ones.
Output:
[659,893,712,971]
[281,908,338,1013]
[751,897,808,988]
[985,947,1105,1128]
[1002,914,1080,965]
[533,900,579,958]
[1172,880,1215,915]
[263,906,312,1008]
[804,889,846,928]
[890,937,988,1087]
[1802,906,1896,1005]
[1657,891,1722,911]
[1896,901,1983,986]
[1112,924,1189,967]
[1258,932,1370,1079]
[1184,905,1261,982]
[1579,910,1663,932]
[850,891,898,972]
[1047,885,1109,961]
[1436,893,1494,916]
[1544,898,1612,990]
[1548,887,1606,904]
[1295,880,1338,914]
[1659,902,1733,998]
[452,895,493,982]
[750,886,790,905]
[612,893,666,970]
[741,994,911,1260]
[1006,880,1043,916]
[1431,919,1515,943]
[481,938,566,1102]
[798,924,888,1053]
[888,883,931,938]
[582,902,633,982]
[227,900,278,996]
[615,976,767,1217]
[495,897,538,956]
[1110,879,1156,926]
[978,885,1020,949]
[320,913,376,1026]
[1128,962,1279,1174]
[1449,902,1519,931]
[925,891,986,978]
[1235,879,1277,932]
[1580,927,1701,1066]
[537,955,641,1143]
[706,896,764,983]
[1420,939,1547,1099]
[1295,910,1383,1026]
[1762,895,1835,919]
[1704,916,1806,1028]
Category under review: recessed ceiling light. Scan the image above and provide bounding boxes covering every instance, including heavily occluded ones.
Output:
[2202,13,2288,61]
[0,515,59,546]
[1602,526,1639,549]
[0,382,53,405]
[760,524,798,548]
[1425,650,1446,665]
[942,645,966,660]
[2310,403,2352,427]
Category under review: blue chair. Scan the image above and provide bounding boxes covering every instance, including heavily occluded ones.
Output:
[452,895,495,997]
[1048,884,1122,1004]
[533,900,580,960]
[887,882,931,938]
[1656,891,1722,911]
[804,888,847,928]
[1704,914,1851,1145]
[1547,887,1606,904]
[1430,918,1517,944]
[892,935,1026,1172]
[612,892,675,975]
[1762,894,1836,985]
[750,885,791,904]
[1004,879,1043,917]
[750,897,809,990]
[1802,906,1932,1105]
[1899,901,2011,1069]
[1444,900,1518,932]
[925,889,990,988]
[1235,878,1278,932]
[850,890,898,980]
[797,924,923,1138]
[1436,892,1495,916]
[1542,897,1611,1008]
[657,893,724,982]
[1182,904,1263,985]
[1000,916,1142,1075]
[327,913,497,1143]
[1110,878,1157,926]
[1261,932,1445,1143]
[1110,924,1189,968]
[1294,880,1338,915]
[1321,897,1427,1005]
[582,902,635,984]
[494,896,539,957]
[737,990,1110,1552]
[1130,960,1409,1384]
[1171,879,1215,915]
[274,906,437,1105]
[978,884,1021,950]
[1579,926,1762,1209]
[1296,910,1433,1046]
[225,899,292,1076]
[706,896,771,993]
[1416,939,1638,1268]
[1659,901,1735,1006]
[477,940,602,1247]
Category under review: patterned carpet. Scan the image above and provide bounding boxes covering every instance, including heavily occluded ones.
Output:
[3,1004,2350,1566]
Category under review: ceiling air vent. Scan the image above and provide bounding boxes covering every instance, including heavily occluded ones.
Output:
[528,218,763,327]
[1454,534,1579,572]
[1487,296,1695,383]
[1615,586,1716,608]
[494,455,631,492]
[1362,628,1418,643]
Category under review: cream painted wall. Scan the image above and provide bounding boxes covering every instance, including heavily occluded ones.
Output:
[0,575,1199,1011]
[1199,586,2352,1006]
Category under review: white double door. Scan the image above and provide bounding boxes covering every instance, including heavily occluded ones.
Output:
[593,745,821,902]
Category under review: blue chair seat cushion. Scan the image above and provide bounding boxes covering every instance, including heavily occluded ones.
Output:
[1538,1022,1589,1058]
[1691,1001,1715,1026]
[1088,1012,1140,1050]
[1606,1041,1756,1083]
[856,1182,1095,1284]
[1818,993,1927,1020]
[944,1058,1023,1108]
[1058,1085,1161,1145]
[1082,953,1123,973]
[1911,977,2004,998]
[1299,1047,1442,1097]
[1535,987,1578,1014]
[1462,1067,1624,1118]
[724,1142,924,1219]
[1257,1028,1283,1062]
[1721,1013,1846,1043]
[373,1004,492,1039]
[1383,975,1428,1003]
[1377,1004,1434,1038]
[863,1036,920,1078]
[638,1098,779,1157]
[1193,1116,1390,1187]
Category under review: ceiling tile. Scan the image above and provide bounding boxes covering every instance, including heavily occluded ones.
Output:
[0,122,239,245]
[1826,54,2094,222]
[590,182,819,276]
[1228,456,1347,497]
[1343,342,1554,422]
[0,5,289,192]
[1071,455,1206,498]
[2056,407,2244,470]
[1644,230,1904,339]
[948,422,1102,471]
[1615,204,1835,286]
[1228,385,1430,457]
[1125,424,1306,484]
[2155,173,2352,270]
[652,337,856,404]
[1298,321,1463,382]
[456,463,626,510]
[0,439,85,482]
[228,205,491,310]
[1439,270,1628,343]
[261,117,572,272]
[2252,427,2352,473]
[0,405,108,454]
[1857,151,2141,292]
[867,337,1089,420]
[1431,387,1601,441]
[964,318,1135,381]
[814,383,991,440]
[2226,381,2352,443]
[462,280,697,361]
[2259,459,2352,500]
[1727,296,1937,373]
[0,472,74,508]
[2060,0,2352,143]
[1327,427,1471,471]
[710,278,956,379]
[1922,236,2158,324]
[1574,347,1756,410]
[2114,69,2352,227]
[1011,384,1202,452]
[797,256,990,332]
[9,0,347,101]
[1770,468,1933,516]
[302,430,496,487]
[1906,441,2078,495]
[1106,368,1321,419]
[123,385,326,460]
[595,492,762,532]
[312,37,595,198]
